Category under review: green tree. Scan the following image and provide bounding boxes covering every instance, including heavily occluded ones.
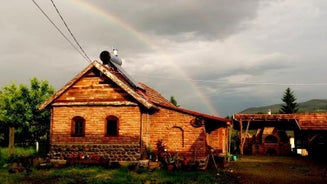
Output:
[279,87,299,114]
[170,96,179,107]
[0,78,54,154]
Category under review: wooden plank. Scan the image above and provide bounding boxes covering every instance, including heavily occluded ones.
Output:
[52,101,138,106]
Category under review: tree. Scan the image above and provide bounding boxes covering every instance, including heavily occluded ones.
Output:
[0,78,54,154]
[279,87,299,114]
[170,96,179,107]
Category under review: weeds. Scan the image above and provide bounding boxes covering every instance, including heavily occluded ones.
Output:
[0,147,36,166]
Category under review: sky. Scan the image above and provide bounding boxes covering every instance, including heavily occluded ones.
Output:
[1,0,327,117]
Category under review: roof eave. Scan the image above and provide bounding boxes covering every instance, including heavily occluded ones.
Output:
[39,61,155,111]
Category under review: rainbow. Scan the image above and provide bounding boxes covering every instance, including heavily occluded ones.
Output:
[68,0,221,116]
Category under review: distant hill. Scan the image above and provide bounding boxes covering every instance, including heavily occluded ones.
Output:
[240,99,327,114]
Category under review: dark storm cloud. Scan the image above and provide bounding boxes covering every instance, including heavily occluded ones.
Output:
[1,0,327,116]
[89,0,261,40]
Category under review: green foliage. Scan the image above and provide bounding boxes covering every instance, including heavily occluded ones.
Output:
[241,99,327,114]
[170,96,179,107]
[280,87,299,114]
[0,78,54,144]
[230,129,240,154]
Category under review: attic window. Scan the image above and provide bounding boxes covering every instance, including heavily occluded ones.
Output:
[106,116,119,136]
[71,116,85,137]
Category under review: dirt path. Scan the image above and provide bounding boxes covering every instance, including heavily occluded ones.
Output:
[229,155,327,184]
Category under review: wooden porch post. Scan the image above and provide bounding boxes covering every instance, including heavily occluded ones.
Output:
[240,120,251,155]
[239,120,243,155]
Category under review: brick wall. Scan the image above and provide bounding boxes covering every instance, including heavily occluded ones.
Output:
[141,107,224,159]
[206,127,227,153]
[48,70,228,162]
[51,105,141,145]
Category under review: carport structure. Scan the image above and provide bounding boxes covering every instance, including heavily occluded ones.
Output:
[233,113,327,157]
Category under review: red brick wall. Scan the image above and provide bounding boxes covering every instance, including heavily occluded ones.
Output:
[48,70,228,161]
[50,105,141,145]
[141,107,226,159]
[50,105,227,160]
[206,127,227,153]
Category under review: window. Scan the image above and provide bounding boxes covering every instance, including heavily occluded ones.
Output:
[106,116,118,136]
[71,116,85,137]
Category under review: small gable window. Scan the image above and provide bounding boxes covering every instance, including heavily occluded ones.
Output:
[71,116,85,137]
[106,116,118,136]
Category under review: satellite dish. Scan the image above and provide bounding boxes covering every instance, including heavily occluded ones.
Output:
[100,50,111,65]
[190,117,204,128]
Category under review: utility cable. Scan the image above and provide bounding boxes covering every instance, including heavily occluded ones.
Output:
[50,0,92,63]
[31,0,90,63]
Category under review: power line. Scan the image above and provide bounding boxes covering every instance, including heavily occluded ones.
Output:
[31,0,90,63]
[50,0,91,63]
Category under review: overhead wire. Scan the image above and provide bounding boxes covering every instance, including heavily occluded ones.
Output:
[31,0,327,87]
[50,0,92,63]
[31,0,91,63]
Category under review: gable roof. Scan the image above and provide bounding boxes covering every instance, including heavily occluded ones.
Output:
[39,61,154,110]
[39,60,229,128]
[233,113,327,131]
[139,83,230,124]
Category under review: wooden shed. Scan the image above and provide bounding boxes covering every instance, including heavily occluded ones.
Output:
[233,113,327,158]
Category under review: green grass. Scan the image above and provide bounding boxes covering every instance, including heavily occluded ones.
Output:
[0,147,36,165]
[0,147,236,184]
[0,147,36,158]
[0,166,231,184]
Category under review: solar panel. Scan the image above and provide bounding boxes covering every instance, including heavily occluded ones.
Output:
[110,61,144,90]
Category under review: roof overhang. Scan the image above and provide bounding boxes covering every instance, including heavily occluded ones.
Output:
[39,61,155,111]
[233,114,301,131]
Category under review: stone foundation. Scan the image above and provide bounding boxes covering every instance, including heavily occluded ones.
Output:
[49,144,141,161]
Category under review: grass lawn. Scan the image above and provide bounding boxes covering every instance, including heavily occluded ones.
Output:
[0,166,238,184]
[0,147,36,165]
[0,147,237,184]
[2,147,327,184]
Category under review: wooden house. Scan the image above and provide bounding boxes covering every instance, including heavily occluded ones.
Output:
[39,58,230,167]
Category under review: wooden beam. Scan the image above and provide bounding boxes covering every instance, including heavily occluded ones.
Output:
[239,119,243,155]
[240,120,251,155]
[308,134,318,144]
[52,101,138,106]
